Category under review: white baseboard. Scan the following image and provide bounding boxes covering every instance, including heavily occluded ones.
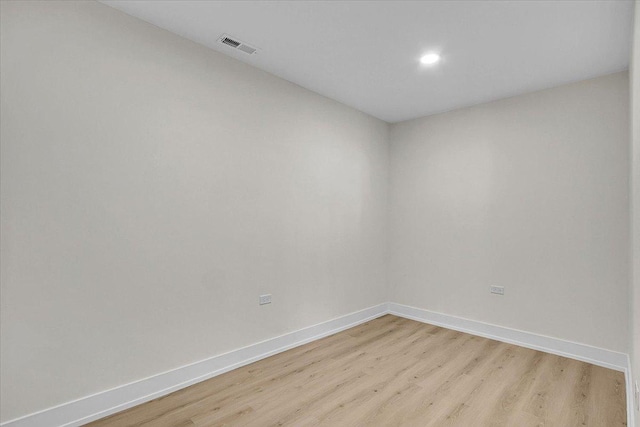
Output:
[388,302,628,372]
[0,303,389,427]
[3,301,634,427]
[389,302,635,427]
[625,357,636,427]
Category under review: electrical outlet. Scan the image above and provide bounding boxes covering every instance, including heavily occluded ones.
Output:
[259,294,272,305]
[490,286,505,295]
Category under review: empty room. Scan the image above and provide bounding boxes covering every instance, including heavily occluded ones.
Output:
[1,0,640,426]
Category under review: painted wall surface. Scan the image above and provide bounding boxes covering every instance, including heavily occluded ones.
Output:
[0,1,389,421]
[631,1,640,424]
[1,0,634,424]
[389,72,630,353]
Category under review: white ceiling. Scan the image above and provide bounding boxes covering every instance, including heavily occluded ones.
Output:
[101,1,634,123]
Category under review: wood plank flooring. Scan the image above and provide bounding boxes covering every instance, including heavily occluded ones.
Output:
[87,315,627,427]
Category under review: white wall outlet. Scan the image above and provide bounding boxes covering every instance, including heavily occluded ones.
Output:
[490,286,505,295]
[259,294,272,305]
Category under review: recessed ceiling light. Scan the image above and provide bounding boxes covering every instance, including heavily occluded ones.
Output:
[420,53,440,65]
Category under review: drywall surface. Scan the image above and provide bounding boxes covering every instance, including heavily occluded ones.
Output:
[0,1,388,421]
[389,72,630,353]
[631,1,640,424]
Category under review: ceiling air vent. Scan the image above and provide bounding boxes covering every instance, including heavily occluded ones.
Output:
[217,34,259,55]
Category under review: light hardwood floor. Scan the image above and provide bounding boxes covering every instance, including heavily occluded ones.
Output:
[87,315,627,426]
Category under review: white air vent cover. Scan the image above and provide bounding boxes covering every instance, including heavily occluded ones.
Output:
[217,34,258,55]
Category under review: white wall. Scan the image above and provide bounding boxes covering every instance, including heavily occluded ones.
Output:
[0,1,389,422]
[630,1,640,424]
[1,0,634,424]
[389,72,630,353]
